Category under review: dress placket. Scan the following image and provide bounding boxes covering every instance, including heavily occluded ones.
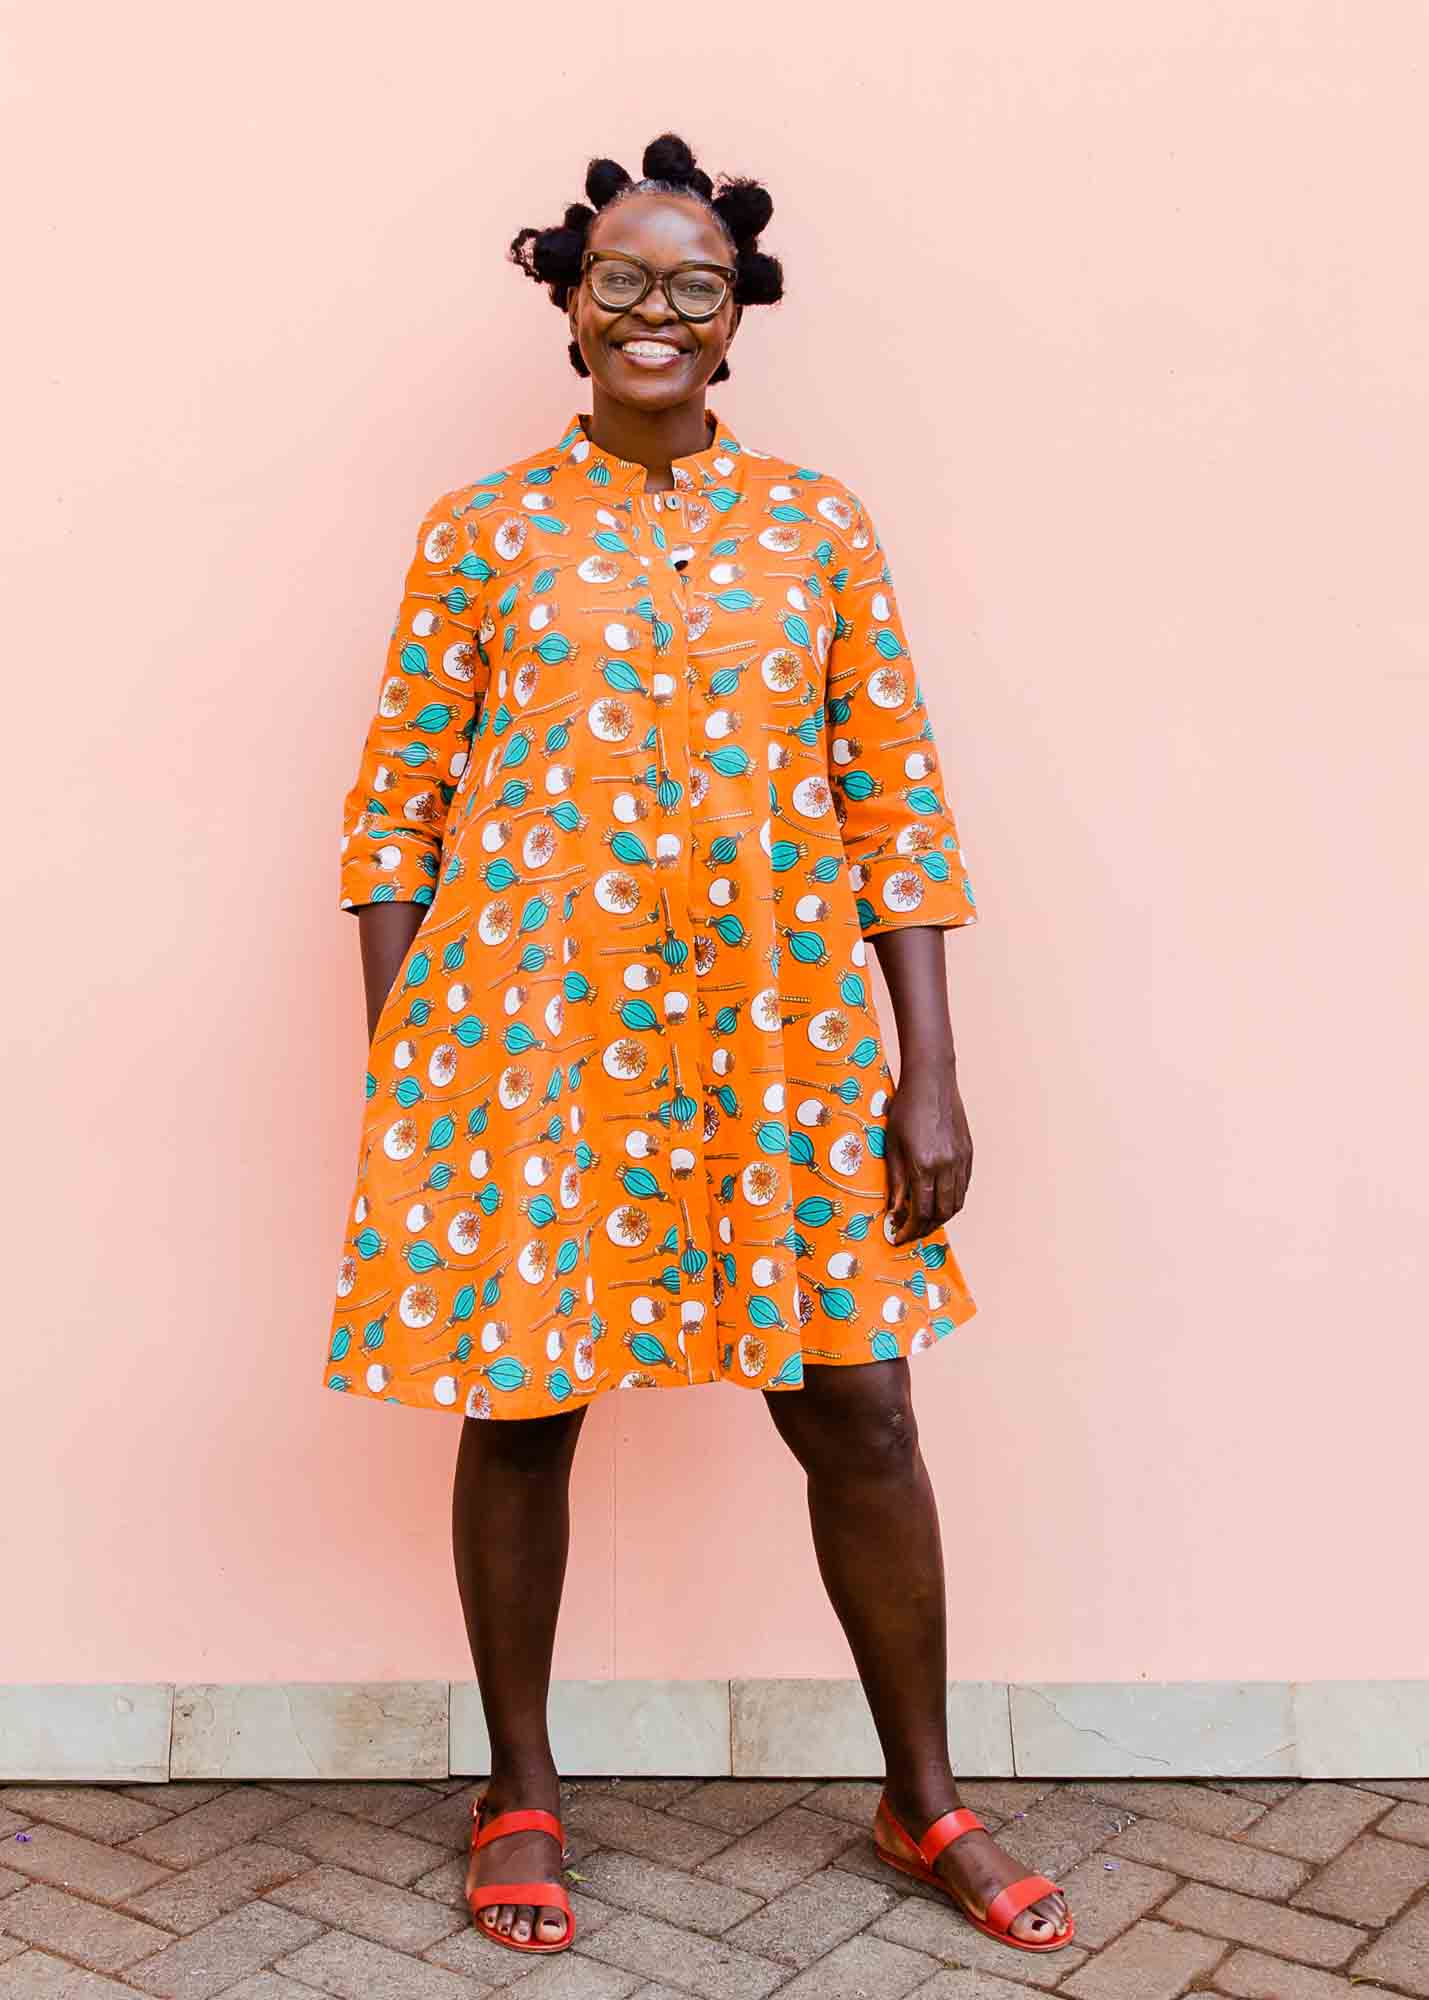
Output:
[631,480,717,1389]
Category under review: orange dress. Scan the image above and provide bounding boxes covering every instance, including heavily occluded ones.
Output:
[325,406,979,1420]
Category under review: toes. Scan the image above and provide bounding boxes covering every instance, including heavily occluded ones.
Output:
[513,1905,534,1943]
[538,1906,568,1940]
[496,1903,516,1935]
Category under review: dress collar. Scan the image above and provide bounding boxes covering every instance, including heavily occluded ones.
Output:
[555,405,743,492]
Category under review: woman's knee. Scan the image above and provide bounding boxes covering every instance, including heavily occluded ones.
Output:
[457,1405,585,1476]
[779,1362,921,1480]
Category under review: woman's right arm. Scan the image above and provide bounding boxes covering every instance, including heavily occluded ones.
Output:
[338,489,493,1040]
[357,902,427,1042]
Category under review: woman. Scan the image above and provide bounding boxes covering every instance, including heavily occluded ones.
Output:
[327,132,1073,1960]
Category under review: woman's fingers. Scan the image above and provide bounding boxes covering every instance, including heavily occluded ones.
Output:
[886,1138,909,1238]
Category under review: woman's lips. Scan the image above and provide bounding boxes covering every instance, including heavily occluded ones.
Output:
[614,339,689,369]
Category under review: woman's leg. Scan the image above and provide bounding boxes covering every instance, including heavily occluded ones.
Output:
[763,1360,1068,1943]
[453,1405,587,1944]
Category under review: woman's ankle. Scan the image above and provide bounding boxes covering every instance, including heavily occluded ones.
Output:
[482,1758,561,1804]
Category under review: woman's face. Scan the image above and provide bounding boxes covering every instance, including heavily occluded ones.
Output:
[569,192,740,411]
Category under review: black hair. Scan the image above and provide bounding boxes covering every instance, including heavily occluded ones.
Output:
[509,131,784,382]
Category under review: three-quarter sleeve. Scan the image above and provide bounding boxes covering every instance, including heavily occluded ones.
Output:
[338,490,492,914]
[824,490,978,938]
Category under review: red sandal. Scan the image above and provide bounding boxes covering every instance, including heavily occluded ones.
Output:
[872,1794,1075,1953]
[466,1792,576,1953]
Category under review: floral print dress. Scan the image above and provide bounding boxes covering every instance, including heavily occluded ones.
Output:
[325,406,979,1420]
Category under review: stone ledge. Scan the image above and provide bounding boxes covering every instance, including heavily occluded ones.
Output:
[1,1681,1426,1781]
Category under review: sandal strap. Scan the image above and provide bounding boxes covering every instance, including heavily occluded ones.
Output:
[468,1878,573,1918]
[473,1804,566,1851]
[985,1873,1063,1935]
[916,1806,985,1867]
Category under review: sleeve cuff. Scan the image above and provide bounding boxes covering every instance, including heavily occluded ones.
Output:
[848,844,978,938]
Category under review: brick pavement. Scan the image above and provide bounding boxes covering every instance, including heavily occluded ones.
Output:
[2,1777,1428,1997]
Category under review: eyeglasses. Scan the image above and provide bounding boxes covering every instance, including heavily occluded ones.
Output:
[580,250,737,323]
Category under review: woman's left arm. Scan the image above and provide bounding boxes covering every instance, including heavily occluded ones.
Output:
[871,925,973,1245]
[822,485,980,1244]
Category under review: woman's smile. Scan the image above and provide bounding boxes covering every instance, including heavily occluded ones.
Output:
[612,336,691,369]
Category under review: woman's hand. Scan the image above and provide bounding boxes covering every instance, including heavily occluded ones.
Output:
[869,924,973,1243]
[885,1055,973,1244]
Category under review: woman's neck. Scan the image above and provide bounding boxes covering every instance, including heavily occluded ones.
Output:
[583,392,712,492]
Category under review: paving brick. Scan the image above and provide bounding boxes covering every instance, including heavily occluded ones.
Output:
[0,1942,21,1967]
[1349,1891,1429,1995]
[564,1795,731,1870]
[275,1927,489,1998]
[574,1850,760,1935]
[0,1812,30,1841]
[118,1786,234,1812]
[0,1822,173,1904]
[722,1864,896,1969]
[870,1896,1089,1987]
[214,1978,327,2000]
[902,1973,1050,2000]
[991,1789,1124,1879]
[123,1790,307,1869]
[1157,1880,1363,1967]
[260,1781,446,1825]
[0,1787,170,1843]
[1381,1801,1429,1846]
[1217,1948,1372,1998]
[0,1954,140,1997]
[385,1784,483,1850]
[1106,1818,1309,1898]
[956,1784,1053,1825]
[266,1862,464,1951]
[573,1909,786,1999]
[0,1882,172,1972]
[0,1869,25,1901]
[1211,1783,1298,1804]
[1069,1782,1266,1837]
[1047,1856,1178,1948]
[581,1781,706,1810]
[772,1932,936,2000]
[1059,1918,1226,1998]
[1242,1784,1389,1862]
[126,1902,324,2000]
[696,1805,859,1898]
[260,1805,450,1886]
[1291,1830,1429,1923]
[119,1841,310,1935]
[801,1782,887,1829]
[671,1781,816,1835]
[486,1957,639,2000]
[1359,1781,1429,1804]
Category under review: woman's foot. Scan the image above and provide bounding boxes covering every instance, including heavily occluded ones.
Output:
[881,1784,1070,1944]
[465,1770,570,1947]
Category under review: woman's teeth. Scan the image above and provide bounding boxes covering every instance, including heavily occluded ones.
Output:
[617,341,686,368]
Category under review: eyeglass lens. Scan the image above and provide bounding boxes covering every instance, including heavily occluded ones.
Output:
[589,260,728,317]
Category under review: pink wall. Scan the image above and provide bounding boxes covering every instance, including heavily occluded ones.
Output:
[5,4,1426,1687]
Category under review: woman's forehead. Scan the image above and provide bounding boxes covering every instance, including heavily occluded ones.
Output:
[587,192,729,262]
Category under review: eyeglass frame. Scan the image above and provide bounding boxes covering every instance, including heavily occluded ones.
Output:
[579,249,739,323]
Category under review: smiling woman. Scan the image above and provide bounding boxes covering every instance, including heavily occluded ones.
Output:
[327,129,1072,1966]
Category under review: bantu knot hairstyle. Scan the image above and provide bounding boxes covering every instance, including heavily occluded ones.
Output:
[509,131,784,383]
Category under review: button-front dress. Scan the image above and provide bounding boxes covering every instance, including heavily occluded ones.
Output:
[325,406,980,1420]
